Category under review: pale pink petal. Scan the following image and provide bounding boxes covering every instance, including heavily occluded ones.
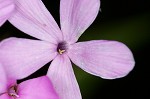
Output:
[0,37,57,79]
[0,94,10,99]
[0,64,16,95]
[68,40,135,79]
[9,0,63,43]
[0,0,15,26]
[47,55,81,99]
[0,65,16,98]
[0,64,7,92]
[18,76,59,99]
[60,0,100,43]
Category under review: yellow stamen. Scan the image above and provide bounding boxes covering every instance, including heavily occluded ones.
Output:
[10,93,19,98]
[58,49,65,54]
[9,86,19,98]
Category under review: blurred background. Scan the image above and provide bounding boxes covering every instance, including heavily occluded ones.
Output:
[0,0,150,98]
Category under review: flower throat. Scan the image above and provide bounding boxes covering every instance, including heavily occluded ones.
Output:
[8,85,19,98]
[57,42,67,55]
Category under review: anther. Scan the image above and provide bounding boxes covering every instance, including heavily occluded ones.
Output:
[9,85,19,98]
[58,49,66,54]
[57,42,67,55]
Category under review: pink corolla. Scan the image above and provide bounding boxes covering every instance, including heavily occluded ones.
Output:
[0,0,15,26]
[0,63,59,99]
[0,0,135,99]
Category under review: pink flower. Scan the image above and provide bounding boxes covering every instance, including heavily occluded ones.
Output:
[0,63,59,99]
[0,0,15,26]
[0,0,135,99]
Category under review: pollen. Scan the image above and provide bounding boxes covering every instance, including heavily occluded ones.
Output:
[8,85,19,98]
[58,49,66,54]
[57,41,67,55]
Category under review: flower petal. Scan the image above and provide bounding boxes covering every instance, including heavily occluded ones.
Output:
[18,76,59,99]
[0,94,10,99]
[68,40,135,79]
[60,0,100,43]
[0,37,57,79]
[9,0,62,43]
[0,64,16,94]
[0,0,15,26]
[47,55,82,99]
[0,64,7,93]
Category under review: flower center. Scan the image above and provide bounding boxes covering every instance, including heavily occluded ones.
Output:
[8,85,19,98]
[57,42,67,55]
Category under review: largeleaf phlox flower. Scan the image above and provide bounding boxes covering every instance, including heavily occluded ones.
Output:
[0,0,15,26]
[0,0,135,99]
[0,63,59,99]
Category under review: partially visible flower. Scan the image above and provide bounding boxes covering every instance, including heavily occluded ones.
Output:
[0,0,135,99]
[0,63,59,99]
[0,0,15,26]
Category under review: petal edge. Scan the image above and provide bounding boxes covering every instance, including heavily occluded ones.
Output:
[60,0,100,43]
[47,55,82,99]
[68,40,135,79]
[0,37,57,79]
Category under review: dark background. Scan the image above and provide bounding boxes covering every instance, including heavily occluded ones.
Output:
[0,0,150,98]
